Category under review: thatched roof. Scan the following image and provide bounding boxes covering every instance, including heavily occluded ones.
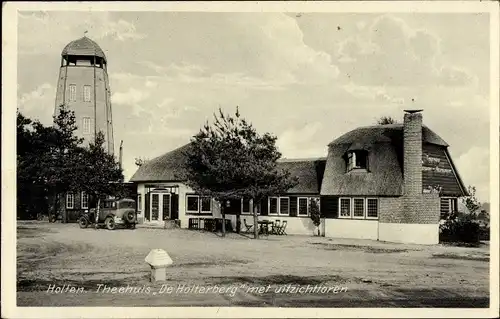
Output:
[329,124,448,148]
[321,124,450,196]
[321,143,403,196]
[129,144,191,182]
[130,146,326,194]
[278,158,326,194]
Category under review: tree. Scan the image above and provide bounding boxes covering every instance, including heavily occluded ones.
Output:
[134,157,150,167]
[17,106,83,220]
[183,107,298,238]
[75,131,125,226]
[44,104,84,222]
[462,185,482,216]
[377,116,396,125]
[309,198,321,236]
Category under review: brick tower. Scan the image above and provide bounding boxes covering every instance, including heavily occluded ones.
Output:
[54,35,114,155]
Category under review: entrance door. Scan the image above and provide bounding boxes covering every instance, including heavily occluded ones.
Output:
[151,193,160,221]
[150,192,171,222]
[162,194,171,221]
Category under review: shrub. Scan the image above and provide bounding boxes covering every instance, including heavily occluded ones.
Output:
[439,211,481,244]
[309,198,321,236]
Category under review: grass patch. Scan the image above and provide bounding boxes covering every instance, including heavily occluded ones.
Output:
[175,259,250,268]
[311,242,408,254]
[440,241,485,248]
[208,274,347,286]
[17,226,56,238]
[432,253,489,262]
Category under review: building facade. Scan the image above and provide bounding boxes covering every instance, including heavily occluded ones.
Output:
[130,110,468,244]
[54,36,114,153]
[54,36,116,222]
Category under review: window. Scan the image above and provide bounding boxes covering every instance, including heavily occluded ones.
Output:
[269,197,279,215]
[81,192,89,209]
[186,195,212,214]
[66,193,74,209]
[440,197,457,218]
[353,198,365,218]
[69,84,76,102]
[346,150,368,171]
[82,117,93,134]
[298,197,309,216]
[279,197,290,215]
[339,198,351,218]
[339,197,378,219]
[242,198,251,214]
[137,195,142,211]
[268,196,290,216]
[83,85,91,102]
[366,198,378,219]
[201,197,211,213]
[186,195,199,213]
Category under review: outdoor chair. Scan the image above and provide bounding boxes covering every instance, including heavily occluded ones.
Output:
[244,219,254,233]
[271,220,281,235]
[277,220,287,235]
[191,218,200,230]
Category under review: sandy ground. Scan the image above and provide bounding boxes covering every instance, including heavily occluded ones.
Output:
[16,221,490,307]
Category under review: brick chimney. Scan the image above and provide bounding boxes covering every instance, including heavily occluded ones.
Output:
[403,109,423,196]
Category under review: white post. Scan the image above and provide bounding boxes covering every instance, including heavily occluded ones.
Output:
[145,249,173,283]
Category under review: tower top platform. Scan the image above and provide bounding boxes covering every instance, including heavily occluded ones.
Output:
[61,36,107,62]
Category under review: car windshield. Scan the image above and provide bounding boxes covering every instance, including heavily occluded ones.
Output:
[118,201,135,209]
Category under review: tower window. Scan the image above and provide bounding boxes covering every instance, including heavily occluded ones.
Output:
[83,85,92,102]
[81,192,89,209]
[346,150,368,172]
[69,84,77,102]
[82,117,93,134]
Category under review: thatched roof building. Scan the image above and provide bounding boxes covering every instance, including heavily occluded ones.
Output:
[131,122,466,198]
[320,124,466,197]
[130,144,191,182]
[130,146,326,194]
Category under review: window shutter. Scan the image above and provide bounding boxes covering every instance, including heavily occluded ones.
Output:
[289,196,297,217]
[321,196,338,218]
[145,192,151,221]
[260,198,268,216]
[171,194,179,220]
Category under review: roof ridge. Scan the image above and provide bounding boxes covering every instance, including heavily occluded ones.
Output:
[278,157,327,163]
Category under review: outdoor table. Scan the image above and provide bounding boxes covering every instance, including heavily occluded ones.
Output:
[214,218,233,232]
[258,220,274,235]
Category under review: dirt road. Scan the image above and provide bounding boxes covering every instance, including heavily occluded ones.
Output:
[16,222,490,307]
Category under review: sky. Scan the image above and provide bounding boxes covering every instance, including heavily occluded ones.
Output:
[16,10,491,202]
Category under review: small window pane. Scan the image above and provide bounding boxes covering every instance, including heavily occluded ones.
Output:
[269,197,278,214]
[69,85,76,102]
[201,197,211,212]
[137,195,142,211]
[298,198,308,215]
[279,197,289,215]
[83,85,91,102]
[81,192,89,209]
[187,196,199,212]
[82,117,93,134]
[367,199,378,218]
[353,198,364,217]
[340,198,351,217]
[66,193,74,209]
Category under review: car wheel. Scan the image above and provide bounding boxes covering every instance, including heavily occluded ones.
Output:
[105,217,116,230]
[79,217,88,229]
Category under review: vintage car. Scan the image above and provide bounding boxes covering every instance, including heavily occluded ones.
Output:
[79,198,137,230]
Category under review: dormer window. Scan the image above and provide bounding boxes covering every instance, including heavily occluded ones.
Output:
[346,150,368,172]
